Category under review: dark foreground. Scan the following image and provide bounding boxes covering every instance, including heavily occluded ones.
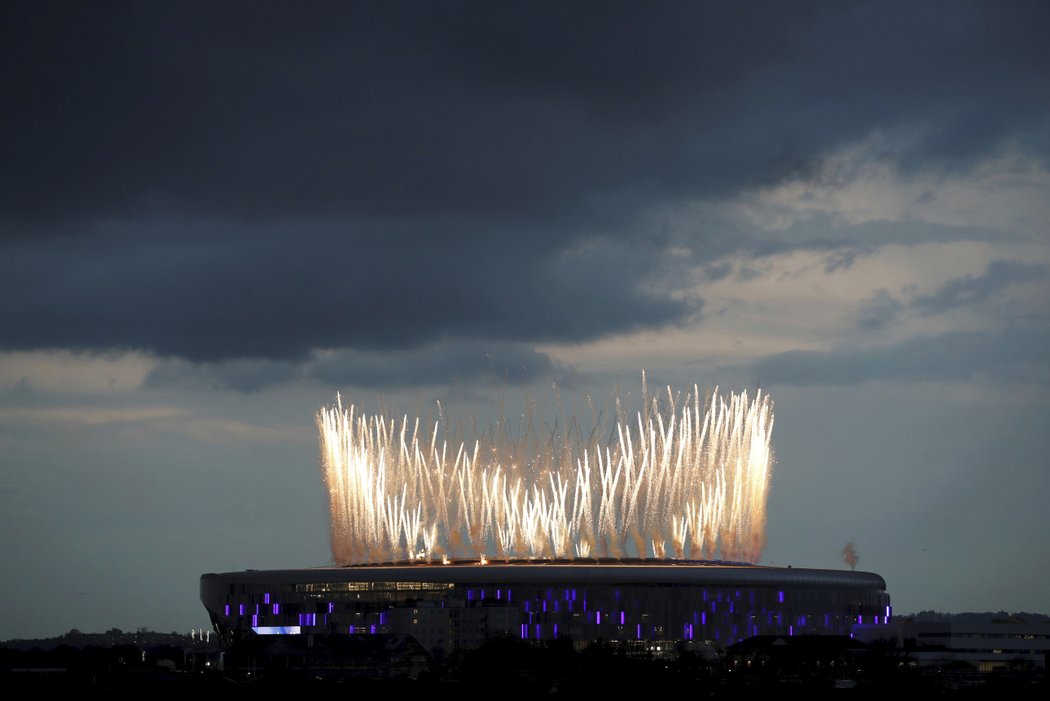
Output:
[2,635,1045,698]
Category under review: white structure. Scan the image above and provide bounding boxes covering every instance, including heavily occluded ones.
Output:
[857,619,1050,672]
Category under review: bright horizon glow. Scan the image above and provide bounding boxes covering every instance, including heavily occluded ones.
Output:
[317,377,775,565]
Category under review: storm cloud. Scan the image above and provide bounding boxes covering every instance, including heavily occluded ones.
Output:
[912,260,1047,315]
[145,339,557,391]
[2,1,1048,365]
[748,324,1050,386]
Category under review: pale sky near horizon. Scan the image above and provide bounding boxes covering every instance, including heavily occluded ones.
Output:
[2,1,1048,638]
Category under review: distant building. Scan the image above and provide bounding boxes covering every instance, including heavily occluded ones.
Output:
[0,628,216,653]
[221,633,430,679]
[855,619,1050,672]
[726,634,870,677]
[200,559,890,660]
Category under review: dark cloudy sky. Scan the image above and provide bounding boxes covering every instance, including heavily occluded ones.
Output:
[2,1,1048,638]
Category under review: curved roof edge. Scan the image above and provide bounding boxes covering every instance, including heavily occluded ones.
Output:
[201,561,887,590]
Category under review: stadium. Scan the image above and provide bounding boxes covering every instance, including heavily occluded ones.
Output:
[201,386,890,661]
[200,559,890,659]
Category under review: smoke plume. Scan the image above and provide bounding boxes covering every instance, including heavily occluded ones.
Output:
[841,541,859,571]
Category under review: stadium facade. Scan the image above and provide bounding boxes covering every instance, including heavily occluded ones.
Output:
[201,560,890,658]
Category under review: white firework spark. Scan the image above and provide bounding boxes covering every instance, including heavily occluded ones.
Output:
[317,380,774,565]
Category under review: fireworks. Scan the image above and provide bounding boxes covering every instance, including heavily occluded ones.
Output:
[317,380,774,565]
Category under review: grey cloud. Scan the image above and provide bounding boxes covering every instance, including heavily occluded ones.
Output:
[857,289,904,331]
[702,261,734,282]
[749,325,1050,386]
[823,249,865,274]
[145,339,557,392]
[912,261,1047,315]
[2,2,1047,362]
[734,266,765,283]
[308,340,555,389]
[750,216,1025,259]
[145,357,303,393]
[0,218,690,361]
[670,211,1017,275]
[4,2,1047,230]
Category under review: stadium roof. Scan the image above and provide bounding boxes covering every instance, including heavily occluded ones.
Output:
[202,560,886,590]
